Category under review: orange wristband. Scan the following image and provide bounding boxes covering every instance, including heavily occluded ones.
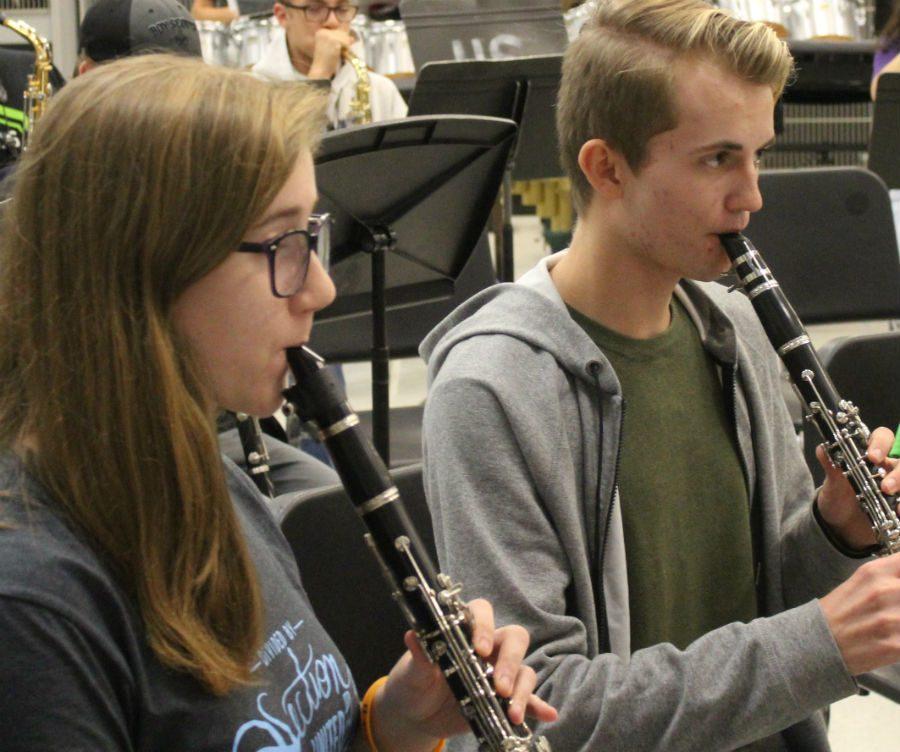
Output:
[359,676,446,752]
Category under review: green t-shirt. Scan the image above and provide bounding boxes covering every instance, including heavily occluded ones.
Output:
[569,299,757,652]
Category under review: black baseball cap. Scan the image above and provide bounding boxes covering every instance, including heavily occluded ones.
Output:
[80,0,203,62]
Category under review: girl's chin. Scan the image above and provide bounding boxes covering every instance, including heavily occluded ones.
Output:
[226,391,284,420]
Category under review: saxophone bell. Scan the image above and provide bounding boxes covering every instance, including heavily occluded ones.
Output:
[0,14,53,157]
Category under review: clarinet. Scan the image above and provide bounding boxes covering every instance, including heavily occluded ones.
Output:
[720,232,900,556]
[232,412,276,498]
[282,346,551,752]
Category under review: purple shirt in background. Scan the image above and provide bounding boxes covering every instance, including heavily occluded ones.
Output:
[874,39,900,78]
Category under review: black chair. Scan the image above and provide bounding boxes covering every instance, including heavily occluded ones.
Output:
[744,167,900,324]
[278,463,438,691]
[800,330,900,486]
[736,167,900,439]
[868,72,900,190]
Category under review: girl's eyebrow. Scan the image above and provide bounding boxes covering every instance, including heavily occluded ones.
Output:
[249,206,304,231]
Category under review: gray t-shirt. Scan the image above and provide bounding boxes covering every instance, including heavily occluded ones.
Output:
[0,453,358,751]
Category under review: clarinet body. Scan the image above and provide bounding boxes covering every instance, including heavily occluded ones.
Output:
[232,412,276,498]
[283,346,551,752]
[720,232,900,556]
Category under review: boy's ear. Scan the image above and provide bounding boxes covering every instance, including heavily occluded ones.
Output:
[578,138,628,200]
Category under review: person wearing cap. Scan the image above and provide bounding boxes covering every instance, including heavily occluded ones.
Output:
[78,0,204,73]
[252,1,407,129]
[78,0,345,498]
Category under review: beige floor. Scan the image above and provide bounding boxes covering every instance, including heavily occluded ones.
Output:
[343,214,900,749]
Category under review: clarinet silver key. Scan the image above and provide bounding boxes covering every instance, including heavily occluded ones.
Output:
[720,232,900,556]
[283,346,551,752]
[233,411,276,498]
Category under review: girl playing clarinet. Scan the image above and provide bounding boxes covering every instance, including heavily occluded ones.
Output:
[0,54,555,751]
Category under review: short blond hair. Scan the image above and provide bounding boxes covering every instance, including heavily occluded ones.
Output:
[557,0,793,213]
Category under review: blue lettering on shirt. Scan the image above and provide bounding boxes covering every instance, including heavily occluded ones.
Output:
[232,620,355,752]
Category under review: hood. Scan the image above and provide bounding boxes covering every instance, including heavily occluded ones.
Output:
[420,251,742,389]
[420,252,623,394]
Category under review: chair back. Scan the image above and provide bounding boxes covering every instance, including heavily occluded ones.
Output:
[868,73,900,190]
[802,331,900,484]
[279,463,437,691]
[744,167,900,323]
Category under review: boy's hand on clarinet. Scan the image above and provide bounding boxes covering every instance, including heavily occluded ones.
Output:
[816,425,900,551]
[820,549,900,675]
[371,598,557,752]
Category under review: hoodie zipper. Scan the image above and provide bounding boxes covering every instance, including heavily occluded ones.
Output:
[722,361,764,607]
[596,389,625,654]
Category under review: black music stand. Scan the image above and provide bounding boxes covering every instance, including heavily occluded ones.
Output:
[312,115,517,463]
[408,55,563,281]
[868,73,900,190]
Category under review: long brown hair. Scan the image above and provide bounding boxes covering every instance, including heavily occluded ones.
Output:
[0,55,326,694]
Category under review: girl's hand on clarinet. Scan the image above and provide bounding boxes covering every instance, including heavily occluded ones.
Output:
[372,598,557,752]
[816,425,900,551]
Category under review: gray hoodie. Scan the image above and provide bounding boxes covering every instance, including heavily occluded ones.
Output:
[420,252,861,751]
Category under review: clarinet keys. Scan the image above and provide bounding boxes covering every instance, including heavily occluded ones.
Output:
[721,232,900,557]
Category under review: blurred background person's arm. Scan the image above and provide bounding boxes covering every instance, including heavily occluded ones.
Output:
[191,0,239,23]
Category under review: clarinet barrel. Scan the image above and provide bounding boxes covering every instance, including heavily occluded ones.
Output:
[720,232,900,556]
[283,346,551,752]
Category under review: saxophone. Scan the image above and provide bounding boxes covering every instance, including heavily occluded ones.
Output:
[721,232,900,556]
[283,346,552,752]
[343,47,372,125]
[0,14,53,155]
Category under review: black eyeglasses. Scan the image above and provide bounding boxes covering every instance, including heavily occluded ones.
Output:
[281,2,359,22]
[237,213,331,298]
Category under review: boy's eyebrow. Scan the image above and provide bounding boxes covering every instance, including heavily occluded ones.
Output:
[692,137,776,154]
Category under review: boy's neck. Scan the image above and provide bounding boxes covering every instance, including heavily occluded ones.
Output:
[550,217,677,340]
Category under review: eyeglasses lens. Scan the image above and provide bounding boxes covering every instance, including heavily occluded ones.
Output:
[314,219,331,273]
[273,232,310,297]
[307,4,357,22]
